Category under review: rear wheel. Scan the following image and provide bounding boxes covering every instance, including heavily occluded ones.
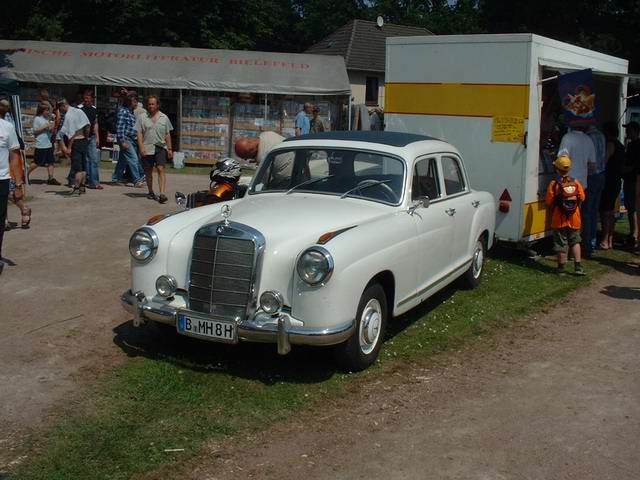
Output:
[460,237,486,289]
[335,283,388,372]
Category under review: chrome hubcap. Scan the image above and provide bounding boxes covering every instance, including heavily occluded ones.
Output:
[472,242,484,279]
[359,298,382,355]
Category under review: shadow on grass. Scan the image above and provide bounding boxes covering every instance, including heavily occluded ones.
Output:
[387,285,456,340]
[592,254,639,275]
[489,242,558,274]
[113,320,338,385]
[600,285,640,300]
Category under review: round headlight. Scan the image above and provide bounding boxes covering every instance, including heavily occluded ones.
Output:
[156,275,177,298]
[296,247,334,286]
[259,290,283,315]
[129,228,158,263]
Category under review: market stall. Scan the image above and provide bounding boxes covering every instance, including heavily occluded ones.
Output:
[0,40,351,165]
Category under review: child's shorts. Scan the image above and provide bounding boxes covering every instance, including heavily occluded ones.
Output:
[553,227,581,253]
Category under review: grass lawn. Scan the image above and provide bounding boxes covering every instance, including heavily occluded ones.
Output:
[9,229,638,480]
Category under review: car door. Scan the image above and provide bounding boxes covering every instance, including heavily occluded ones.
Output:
[440,154,476,268]
[410,156,455,299]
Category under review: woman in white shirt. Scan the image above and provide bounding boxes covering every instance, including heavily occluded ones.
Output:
[28,103,60,185]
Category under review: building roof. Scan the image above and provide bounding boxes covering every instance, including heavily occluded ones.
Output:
[0,40,351,96]
[283,131,440,147]
[306,19,432,73]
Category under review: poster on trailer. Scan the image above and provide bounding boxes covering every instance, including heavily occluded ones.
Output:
[558,68,597,125]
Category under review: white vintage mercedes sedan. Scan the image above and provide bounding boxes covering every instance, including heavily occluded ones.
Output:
[122,131,496,371]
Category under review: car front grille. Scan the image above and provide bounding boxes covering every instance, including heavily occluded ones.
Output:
[188,231,256,318]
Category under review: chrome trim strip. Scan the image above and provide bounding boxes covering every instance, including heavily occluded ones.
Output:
[397,259,472,307]
[121,290,354,346]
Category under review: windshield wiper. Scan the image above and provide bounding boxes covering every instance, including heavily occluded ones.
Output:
[340,180,391,199]
[286,175,334,194]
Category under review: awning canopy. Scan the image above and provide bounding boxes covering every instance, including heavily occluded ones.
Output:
[0,40,351,96]
[538,58,640,87]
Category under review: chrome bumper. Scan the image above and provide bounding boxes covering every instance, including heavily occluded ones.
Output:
[121,289,354,354]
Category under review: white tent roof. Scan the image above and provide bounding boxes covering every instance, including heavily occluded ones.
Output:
[0,40,351,96]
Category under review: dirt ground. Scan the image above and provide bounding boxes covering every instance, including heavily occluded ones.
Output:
[0,167,205,440]
[191,269,640,480]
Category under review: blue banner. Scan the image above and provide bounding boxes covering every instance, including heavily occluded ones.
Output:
[558,68,597,125]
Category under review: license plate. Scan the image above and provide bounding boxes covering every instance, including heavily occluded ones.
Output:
[176,311,237,343]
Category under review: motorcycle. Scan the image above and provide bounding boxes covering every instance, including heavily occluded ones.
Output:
[175,158,248,209]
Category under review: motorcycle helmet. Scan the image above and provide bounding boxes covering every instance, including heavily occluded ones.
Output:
[210,157,241,182]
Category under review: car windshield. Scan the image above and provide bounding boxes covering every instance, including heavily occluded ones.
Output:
[250,148,405,205]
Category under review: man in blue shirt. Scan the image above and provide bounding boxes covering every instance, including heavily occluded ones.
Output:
[294,103,313,137]
[112,92,144,186]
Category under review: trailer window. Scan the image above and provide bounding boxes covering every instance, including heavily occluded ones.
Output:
[412,157,440,200]
[441,156,466,195]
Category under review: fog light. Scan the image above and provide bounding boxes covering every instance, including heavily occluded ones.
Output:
[260,290,283,315]
[155,275,177,298]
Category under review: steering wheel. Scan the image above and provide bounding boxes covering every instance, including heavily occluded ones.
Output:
[355,180,398,203]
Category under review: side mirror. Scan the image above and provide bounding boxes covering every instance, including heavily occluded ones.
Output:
[408,196,430,215]
[417,196,430,209]
[175,192,188,209]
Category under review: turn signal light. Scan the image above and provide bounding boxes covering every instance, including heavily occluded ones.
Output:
[317,226,356,245]
[147,213,168,225]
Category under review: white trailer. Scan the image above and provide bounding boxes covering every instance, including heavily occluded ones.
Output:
[385,34,633,243]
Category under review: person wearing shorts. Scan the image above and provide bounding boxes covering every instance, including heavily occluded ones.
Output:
[136,95,173,204]
[28,103,60,185]
[57,98,90,195]
[545,155,586,275]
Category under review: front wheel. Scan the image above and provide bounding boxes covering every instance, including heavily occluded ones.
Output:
[335,283,388,372]
[459,237,486,289]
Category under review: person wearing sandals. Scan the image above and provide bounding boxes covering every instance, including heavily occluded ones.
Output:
[136,95,173,204]
[7,178,31,230]
[28,103,60,185]
[0,98,24,274]
[57,98,90,196]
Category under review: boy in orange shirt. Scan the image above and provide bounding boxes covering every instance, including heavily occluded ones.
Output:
[545,155,587,275]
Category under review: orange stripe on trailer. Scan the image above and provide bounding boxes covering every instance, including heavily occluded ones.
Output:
[385,82,530,119]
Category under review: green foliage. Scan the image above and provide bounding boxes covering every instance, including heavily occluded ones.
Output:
[1,1,638,67]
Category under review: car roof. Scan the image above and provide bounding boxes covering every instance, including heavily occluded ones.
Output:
[283,131,441,147]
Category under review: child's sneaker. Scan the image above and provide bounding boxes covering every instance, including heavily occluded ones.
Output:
[556,264,566,275]
[574,263,586,276]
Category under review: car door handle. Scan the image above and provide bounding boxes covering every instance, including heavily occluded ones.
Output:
[445,208,456,216]
[472,200,480,208]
